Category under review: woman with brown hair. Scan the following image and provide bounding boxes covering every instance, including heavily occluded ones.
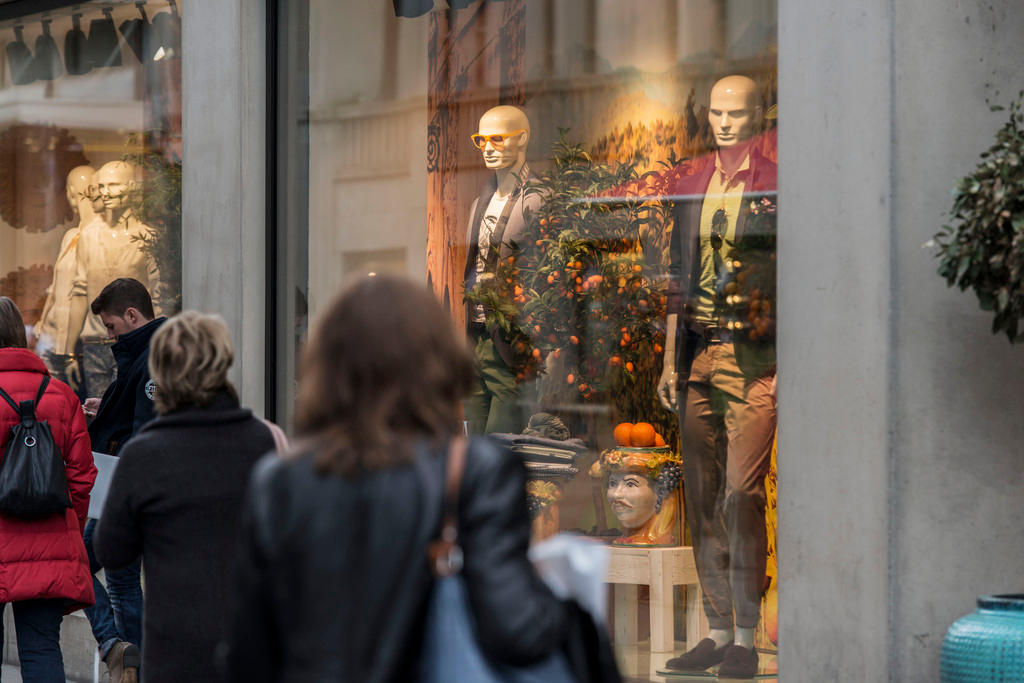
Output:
[0,296,96,681]
[93,311,278,682]
[224,275,585,682]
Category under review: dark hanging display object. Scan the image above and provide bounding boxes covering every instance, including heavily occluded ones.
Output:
[393,0,435,18]
[149,0,180,60]
[64,14,91,75]
[119,3,152,64]
[85,7,122,68]
[32,20,63,81]
[6,26,36,86]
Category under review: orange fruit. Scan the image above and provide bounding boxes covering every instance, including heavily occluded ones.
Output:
[613,422,634,447]
[654,433,666,447]
[629,422,656,447]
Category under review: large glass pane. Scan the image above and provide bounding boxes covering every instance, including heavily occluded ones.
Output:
[284,1,777,678]
[0,1,182,400]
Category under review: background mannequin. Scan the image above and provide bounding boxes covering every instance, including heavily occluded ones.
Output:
[462,105,538,434]
[35,165,97,391]
[66,161,161,399]
[657,75,778,679]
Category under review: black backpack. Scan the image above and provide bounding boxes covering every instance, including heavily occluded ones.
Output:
[0,376,72,518]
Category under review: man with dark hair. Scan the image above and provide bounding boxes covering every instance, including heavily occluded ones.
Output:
[82,277,165,683]
[89,277,156,324]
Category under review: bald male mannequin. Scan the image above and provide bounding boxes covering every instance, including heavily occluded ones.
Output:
[462,105,538,435]
[35,165,99,390]
[66,161,160,398]
[659,75,778,679]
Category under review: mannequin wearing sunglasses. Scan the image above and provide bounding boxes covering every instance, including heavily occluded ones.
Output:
[65,161,161,399]
[463,105,538,435]
[34,166,99,391]
[657,75,778,679]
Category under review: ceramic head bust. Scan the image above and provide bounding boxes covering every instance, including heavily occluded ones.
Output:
[591,446,683,546]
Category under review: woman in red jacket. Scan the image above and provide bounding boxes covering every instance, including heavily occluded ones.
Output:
[0,296,96,681]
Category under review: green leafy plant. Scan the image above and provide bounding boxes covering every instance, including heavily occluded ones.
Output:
[465,131,678,441]
[123,144,182,315]
[933,94,1024,342]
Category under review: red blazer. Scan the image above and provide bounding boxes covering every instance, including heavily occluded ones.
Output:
[0,348,95,611]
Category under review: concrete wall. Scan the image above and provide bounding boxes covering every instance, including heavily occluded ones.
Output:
[779,0,1024,680]
[181,0,268,415]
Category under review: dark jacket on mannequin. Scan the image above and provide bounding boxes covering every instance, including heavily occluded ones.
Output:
[224,437,575,683]
[463,172,540,366]
[666,142,778,378]
[88,316,165,455]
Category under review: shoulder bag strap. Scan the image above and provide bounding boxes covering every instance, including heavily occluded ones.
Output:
[428,436,468,578]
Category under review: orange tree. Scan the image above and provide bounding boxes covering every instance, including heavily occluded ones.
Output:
[466,132,680,442]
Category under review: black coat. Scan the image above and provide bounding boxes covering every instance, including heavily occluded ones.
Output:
[93,392,275,683]
[88,316,166,455]
[224,437,572,683]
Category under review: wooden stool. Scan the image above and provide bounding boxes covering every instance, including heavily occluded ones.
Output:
[606,545,709,653]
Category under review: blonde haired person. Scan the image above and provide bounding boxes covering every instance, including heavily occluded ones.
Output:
[93,311,282,682]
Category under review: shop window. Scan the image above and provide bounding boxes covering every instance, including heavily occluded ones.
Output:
[279,1,777,678]
[0,1,182,400]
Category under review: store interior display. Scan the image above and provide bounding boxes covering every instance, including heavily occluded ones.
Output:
[0,1,182,401]
[303,1,779,677]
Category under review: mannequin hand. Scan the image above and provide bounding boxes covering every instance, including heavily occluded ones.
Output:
[477,272,495,283]
[66,356,82,394]
[657,365,678,412]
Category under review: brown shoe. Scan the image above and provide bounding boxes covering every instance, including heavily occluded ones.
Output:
[104,641,140,683]
[664,637,730,671]
[717,644,759,679]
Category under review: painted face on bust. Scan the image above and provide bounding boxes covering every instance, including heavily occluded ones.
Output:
[708,76,760,149]
[607,471,657,531]
[476,106,529,171]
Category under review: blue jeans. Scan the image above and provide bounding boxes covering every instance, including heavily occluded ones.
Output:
[83,518,143,658]
[0,599,66,682]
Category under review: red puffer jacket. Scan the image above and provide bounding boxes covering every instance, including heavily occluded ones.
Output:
[0,348,95,611]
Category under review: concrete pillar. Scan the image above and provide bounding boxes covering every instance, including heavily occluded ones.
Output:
[779,0,1024,679]
[181,0,268,415]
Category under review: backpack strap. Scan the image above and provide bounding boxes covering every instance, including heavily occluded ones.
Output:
[0,375,49,421]
[33,375,49,411]
[24,375,49,421]
[0,384,20,415]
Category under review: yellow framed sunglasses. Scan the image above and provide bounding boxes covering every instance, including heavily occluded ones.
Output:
[470,129,526,149]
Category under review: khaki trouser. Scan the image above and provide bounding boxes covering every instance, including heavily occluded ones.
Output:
[680,339,776,630]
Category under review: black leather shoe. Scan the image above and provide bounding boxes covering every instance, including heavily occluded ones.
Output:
[664,638,730,671]
[717,644,759,679]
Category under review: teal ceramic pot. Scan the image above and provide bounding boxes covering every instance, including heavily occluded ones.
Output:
[941,594,1024,682]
